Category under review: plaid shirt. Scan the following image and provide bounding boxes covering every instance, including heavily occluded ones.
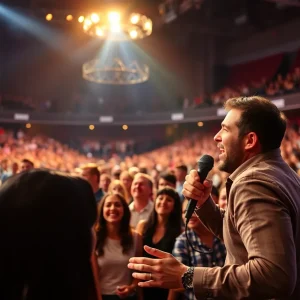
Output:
[173,229,226,300]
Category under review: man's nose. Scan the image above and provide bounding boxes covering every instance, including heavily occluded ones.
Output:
[214,131,221,142]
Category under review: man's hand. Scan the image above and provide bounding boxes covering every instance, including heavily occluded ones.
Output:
[182,170,212,207]
[128,246,188,289]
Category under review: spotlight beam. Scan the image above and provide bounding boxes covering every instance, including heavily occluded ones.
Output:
[0,4,70,53]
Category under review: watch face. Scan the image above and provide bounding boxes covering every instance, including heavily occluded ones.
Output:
[182,267,194,289]
[186,273,193,289]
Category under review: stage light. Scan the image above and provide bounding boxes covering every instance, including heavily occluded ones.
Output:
[26,123,31,129]
[89,125,95,130]
[96,27,104,36]
[122,124,128,131]
[83,19,92,31]
[91,13,100,23]
[197,121,204,127]
[78,16,85,23]
[130,14,140,24]
[110,23,121,33]
[108,12,120,24]
[129,30,138,39]
[144,20,152,31]
[66,15,73,21]
[45,14,53,21]
[82,12,152,40]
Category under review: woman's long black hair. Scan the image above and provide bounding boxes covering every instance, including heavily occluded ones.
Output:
[0,169,97,300]
[143,187,182,251]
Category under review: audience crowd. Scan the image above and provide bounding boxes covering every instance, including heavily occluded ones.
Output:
[209,67,300,107]
[0,104,300,299]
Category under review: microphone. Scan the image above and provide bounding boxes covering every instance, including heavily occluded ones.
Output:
[185,154,214,222]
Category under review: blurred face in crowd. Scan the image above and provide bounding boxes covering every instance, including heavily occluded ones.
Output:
[120,173,133,192]
[158,177,176,190]
[218,187,227,209]
[131,175,152,202]
[174,168,187,182]
[21,161,33,172]
[112,183,125,196]
[182,200,202,231]
[12,162,19,174]
[214,109,246,174]
[103,195,124,224]
[81,168,95,185]
[100,174,111,193]
[155,193,175,217]
[1,160,8,170]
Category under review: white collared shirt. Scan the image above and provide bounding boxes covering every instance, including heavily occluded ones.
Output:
[129,200,154,228]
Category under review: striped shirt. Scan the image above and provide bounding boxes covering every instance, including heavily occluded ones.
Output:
[173,229,226,300]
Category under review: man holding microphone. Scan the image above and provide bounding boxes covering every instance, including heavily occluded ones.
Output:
[128,96,300,299]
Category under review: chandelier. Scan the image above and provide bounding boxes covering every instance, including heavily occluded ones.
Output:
[82,58,149,85]
[81,11,152,41]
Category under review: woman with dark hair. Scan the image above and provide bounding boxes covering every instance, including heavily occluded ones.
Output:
[95,193,143,300]
[136,187,182,300]
[0,169,99,300]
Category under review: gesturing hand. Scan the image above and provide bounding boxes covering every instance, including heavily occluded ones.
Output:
[127,245,188,289]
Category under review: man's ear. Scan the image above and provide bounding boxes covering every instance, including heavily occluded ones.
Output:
[244,132,259,151]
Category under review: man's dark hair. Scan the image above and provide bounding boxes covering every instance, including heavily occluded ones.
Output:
[82,165,100,183]
[175,164,188,173]
[225,96,287,152]
[21,158,34,167]
[0,170,97,300]
[159,172,177,186]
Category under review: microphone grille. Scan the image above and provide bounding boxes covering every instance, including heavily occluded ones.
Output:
[198,154,214,168]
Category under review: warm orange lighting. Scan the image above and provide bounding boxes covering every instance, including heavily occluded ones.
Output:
[91,13,100,23]
[130,14,140,24]
[108,12,120,24]
[96,27,104,36]
[82,11,152,41]
[78,16,85,23]
[66,15,73,21]
[144,20,152,30]
[45,14,53,21]
[122,124,128,131]
[197,121,204,127]
[89,125,95,130]
[110,23,121,33]
[26,123,31,129]
[129,30,138,39]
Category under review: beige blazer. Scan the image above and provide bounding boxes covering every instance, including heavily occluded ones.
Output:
[193,149,300,299]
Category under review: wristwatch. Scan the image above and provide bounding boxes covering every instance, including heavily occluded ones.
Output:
[181,266,194,289]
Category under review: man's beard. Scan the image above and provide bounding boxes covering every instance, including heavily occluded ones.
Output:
[218,153,241,174]
[218,158,232,173]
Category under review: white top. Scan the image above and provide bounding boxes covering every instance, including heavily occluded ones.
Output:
[129,200,154,228]
[97,236,137,295]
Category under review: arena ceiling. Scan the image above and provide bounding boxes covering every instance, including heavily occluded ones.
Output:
[1,0,300,40]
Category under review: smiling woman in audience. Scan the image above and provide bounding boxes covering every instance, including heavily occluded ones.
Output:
[136,187,182,300]
[95,193,143,300]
